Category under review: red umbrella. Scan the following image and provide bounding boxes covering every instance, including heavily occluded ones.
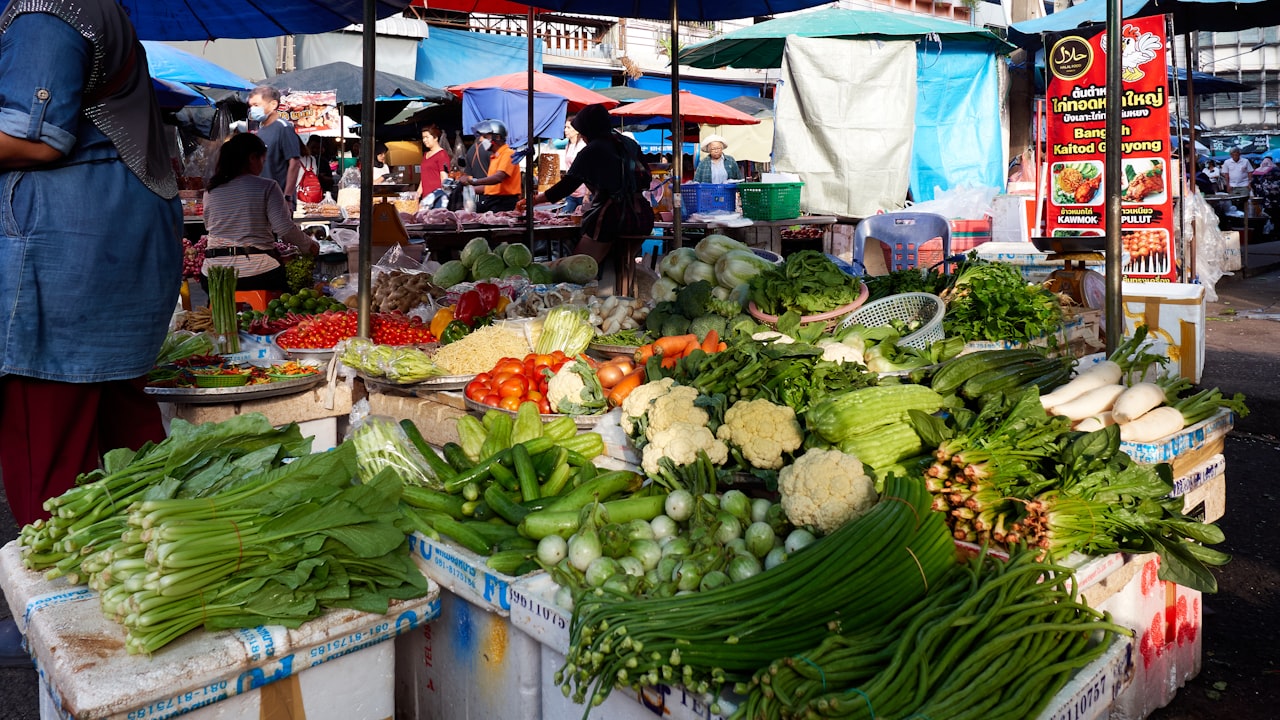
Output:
[448,71,619,111]
[608,90,761,125]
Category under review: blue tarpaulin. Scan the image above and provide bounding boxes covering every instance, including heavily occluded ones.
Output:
[546,68,614,90]
[909,47,1005,202]
[628,76,759,103]
[462,87,568,152]
[416,26,543,90]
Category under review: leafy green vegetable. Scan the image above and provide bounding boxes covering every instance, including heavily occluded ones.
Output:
[863,267,949,302]
[941,256,1063,343]
[747,250,862,316]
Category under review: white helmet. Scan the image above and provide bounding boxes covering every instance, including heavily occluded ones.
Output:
[472,119,508,138]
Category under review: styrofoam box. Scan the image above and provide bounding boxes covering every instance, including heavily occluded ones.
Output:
[510,574,732,720]
[1174,455,1226,524]
[976,242,1104,283]
[397,589,541,720]
[1118,409,1233,464]
[408,531,537,616]
[961,312,1087,353]
[0,541,440,720]
[1097,556,1203,720]
[952,544,1126,596]
[1220,230,1242,272]
[1120,281,1206,383]
[1034,637,1135,720]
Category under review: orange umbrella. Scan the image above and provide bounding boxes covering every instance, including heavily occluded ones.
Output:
[608,90,761,125]
[447,71,619,111]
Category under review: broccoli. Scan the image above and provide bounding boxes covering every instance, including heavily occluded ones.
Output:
[646,301,678,334]
[689,315,728,342]
[706,296,742,319]
[727,313,758,337]
[676,280,714,319]
[661,314,693,337]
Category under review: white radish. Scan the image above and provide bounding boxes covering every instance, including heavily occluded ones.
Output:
[1074,411,1115,432]
[1051,384,1126,421]
[1040,361,1124,410]
[1112,383,1167,424]
[1118,406,1186,442]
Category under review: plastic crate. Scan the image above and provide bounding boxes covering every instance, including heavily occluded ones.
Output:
[738,182,803,221]
[679,182,737,218]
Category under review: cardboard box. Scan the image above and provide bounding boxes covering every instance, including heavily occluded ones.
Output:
[1172,453,1226,524]
[367,391,468,448]
[0,542,440,720]
[1120,281,1206,383]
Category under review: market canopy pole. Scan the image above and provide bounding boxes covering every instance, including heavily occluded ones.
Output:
[670,0,683,249]
[358,0,377,339]
[527,6,537,251]
[1104,0,1123,353]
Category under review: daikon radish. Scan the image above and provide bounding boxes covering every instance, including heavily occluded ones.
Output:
[1118,406,1186,442]
[1051,384,1126,422]
[1112,382,1167,424]
[1074,411,1115,432]
[1041,361,1123,410]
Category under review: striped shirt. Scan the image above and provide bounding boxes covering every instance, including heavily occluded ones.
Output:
[201,173,307,277]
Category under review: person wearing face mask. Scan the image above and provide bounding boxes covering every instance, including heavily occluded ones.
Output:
[459,119,521,212]
[247,85,303,207]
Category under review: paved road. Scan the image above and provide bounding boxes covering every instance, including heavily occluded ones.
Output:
[2,270,1277,720]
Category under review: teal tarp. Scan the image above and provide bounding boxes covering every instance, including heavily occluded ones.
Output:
[416,26,543,90]
[910,48,1004,202]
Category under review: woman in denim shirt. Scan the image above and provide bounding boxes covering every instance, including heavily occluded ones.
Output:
[0,0,181,536]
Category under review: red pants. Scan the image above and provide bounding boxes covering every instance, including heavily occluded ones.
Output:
[0,376,166,527]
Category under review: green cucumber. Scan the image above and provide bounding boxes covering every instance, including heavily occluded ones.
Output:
[930,349,1046,396]
[485,484,532,525]
[400,485,466,519]
[487,549,534,575]
[961,358,1069,398]
[400,420,457,482]
[543,470,641,513]
[429,515,493,555]
[442,442,474,472]
[512,443,539,502]
[520,495,667,540]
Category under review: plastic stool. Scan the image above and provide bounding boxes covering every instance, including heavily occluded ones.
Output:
[234,290,280,312]
[640,238,664,258]
[853,212,952,272]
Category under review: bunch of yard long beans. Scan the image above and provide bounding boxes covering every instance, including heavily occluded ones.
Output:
[734,549,1132,720]
[557,474,956,715]
[207,264,240,353]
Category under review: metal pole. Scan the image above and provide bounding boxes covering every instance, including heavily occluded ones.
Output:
[1182,28,1197,283]
[358,0,376,339]
[526,6,537,253]
[670,0,683,249]
[1104,0,1123,354]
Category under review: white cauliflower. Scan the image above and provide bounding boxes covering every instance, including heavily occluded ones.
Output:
[546,359,605,415]
[778,449,877,534]
[816,337,865,365]
[642,422,729,476]
[620,377,676,436]
[646,385,708,440]
[715,398,803,470]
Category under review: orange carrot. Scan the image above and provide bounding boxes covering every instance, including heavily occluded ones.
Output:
[700,330,720,354]
[654,334,696,358]
[609,367,646,406]
[635,344,656,364]
[716,341,727,352]
[660,355,681,369]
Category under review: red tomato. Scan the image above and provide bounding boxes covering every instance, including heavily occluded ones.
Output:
[474,372,492,384]
[523,357,537,376]
[495,359,525,376]
[465,382,488,402]
[481,393,501,407]
[498,395,522,411]
[498,376,528,398]
[492,371,516,387]
[550,350,567,362]
[532,354,554,369]
[537,398,551,414]
[525,390,543,402]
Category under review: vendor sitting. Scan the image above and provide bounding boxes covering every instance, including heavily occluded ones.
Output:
[692,135,743,184]
[201,133,318,293]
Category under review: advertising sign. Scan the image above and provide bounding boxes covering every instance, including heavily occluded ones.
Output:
[1044,15,1178,282]
[279,90,341,135]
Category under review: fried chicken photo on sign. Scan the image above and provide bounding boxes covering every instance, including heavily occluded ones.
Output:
[1123,165,1164,202]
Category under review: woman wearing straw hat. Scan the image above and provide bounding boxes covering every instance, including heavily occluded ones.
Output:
[693,135,743,184]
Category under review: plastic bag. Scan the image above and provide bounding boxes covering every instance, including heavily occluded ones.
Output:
[1183,185,1230,302]
[503,282,595,319]
[904,185,1000,220]
[346,414,443,489]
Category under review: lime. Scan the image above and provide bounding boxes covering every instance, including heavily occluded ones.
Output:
[280,293,293,303]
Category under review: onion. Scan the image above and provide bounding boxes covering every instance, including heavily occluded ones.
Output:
[597,363,625,389]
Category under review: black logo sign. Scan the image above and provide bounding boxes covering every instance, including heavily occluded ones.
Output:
[1050,37,1093,82]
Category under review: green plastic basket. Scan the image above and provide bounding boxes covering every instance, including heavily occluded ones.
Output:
[193,372,251,388]
[738,182,803,221]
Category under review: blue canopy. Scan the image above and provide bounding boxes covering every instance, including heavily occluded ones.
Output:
[141,42,254,91]
[119,0,411,41]
[462,87,568,153]
[1008,0,1280,45]
[151,78,212,109]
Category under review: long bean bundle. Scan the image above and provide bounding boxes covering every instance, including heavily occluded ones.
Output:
[207,264,240,353]
[736,549,1132,719]
[557,474,955,712]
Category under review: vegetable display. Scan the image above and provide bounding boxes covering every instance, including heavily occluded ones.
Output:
[940,257,1064,343]
[206,265,240,354]
[747,250,862,316]
[275,309,435,349]
[340,338,449,384]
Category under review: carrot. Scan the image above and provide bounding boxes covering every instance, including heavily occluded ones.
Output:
[660,355,681,369]
[609,367,646,407]
[716,342,727,352]
[654,334,696,358]
[635,344,656,364]
[700,330,720,354]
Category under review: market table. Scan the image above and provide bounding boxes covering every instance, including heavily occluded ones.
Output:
[653,215,838,255]
[1204,191,1261,269]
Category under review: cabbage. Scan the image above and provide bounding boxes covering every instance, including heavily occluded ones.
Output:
[694,234,750,265]
[432,260,467,289]
[715,249,774,289]
[652,276,679,303]
[459,236,490,268]
[657,247,698,284]
[682,260,716,286]
[502,242,533,268]
[470,252,505,281]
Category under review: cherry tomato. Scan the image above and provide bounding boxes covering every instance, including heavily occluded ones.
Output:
[498,376,528,398]
[465,382,488,402]
[525,390,543,402]
[537,398,552,414]
[481,393,501,407]
[499,395,522,411]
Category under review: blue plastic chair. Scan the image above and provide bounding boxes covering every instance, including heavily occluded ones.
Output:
[853,212,953,272]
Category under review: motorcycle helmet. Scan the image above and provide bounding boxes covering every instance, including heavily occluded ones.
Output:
[471,119,508,138]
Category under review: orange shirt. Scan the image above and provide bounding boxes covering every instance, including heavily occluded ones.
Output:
[485,144,522,196]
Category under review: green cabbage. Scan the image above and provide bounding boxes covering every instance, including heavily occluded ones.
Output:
[470,252,506,281]
[526,263,554,284]
[694,234,750,265]
[460,237,490,268]
[714,249,774,289]
[682,260,716,286]
[432,260,468,289]
[502,242,533,268]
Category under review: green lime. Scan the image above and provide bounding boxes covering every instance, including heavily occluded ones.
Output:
[304,299,319,311]
[280,293,293,303]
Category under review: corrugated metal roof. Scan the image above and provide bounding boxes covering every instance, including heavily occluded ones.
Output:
[342,16,431,39]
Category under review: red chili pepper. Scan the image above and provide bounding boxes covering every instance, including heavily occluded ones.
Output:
[455,290,485,327]
[474,282,501,313]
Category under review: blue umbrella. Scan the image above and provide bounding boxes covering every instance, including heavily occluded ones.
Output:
[461,87,568,153]
[141,41,254,91]
[120,0,411,41]
[151,78,212,109]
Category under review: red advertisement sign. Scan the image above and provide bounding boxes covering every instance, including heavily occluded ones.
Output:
[1044,15,1177,282]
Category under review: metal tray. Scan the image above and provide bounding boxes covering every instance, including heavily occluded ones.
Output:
[464,396,603,428]
[587,342,640,359]
[272,333,337,362]
[1032,236,1106,254]
[146,374,325,405]
[360,372,475,393]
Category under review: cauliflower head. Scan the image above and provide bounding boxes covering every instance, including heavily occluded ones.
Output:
[715,398,803,470]
[546,360,605,415]
[620,377,676,436]
[642,422,729,476]
[778,449,877,534]
[644,385,708,442]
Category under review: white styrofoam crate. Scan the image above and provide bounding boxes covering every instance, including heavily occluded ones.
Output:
[1035,637,1135,720]
[0,541,440,720]
[1119,409,1233,464]
[1169,453,1224,499]
[960,313,1087,353]
[408,531,540,616]
[953,544,1126,597]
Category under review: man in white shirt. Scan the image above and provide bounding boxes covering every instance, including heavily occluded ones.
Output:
[1222,148,1255,192]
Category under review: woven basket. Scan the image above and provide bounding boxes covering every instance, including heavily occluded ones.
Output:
[838,292,945,350]
[748,283,870,332]
[193,372,251,388]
